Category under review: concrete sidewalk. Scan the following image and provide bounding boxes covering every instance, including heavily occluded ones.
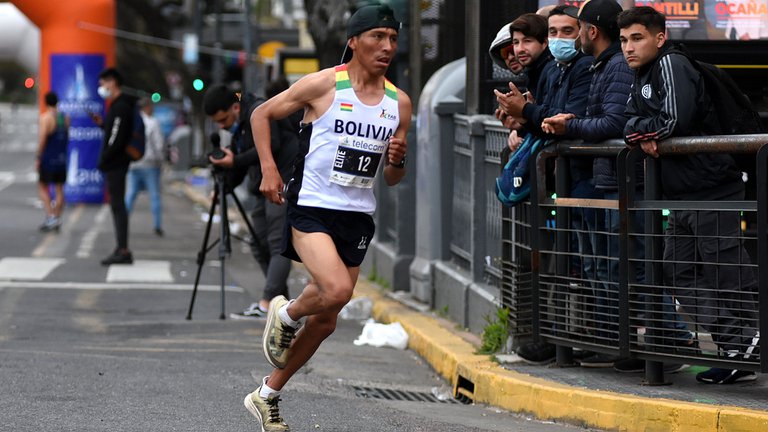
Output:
[356,281,768,432]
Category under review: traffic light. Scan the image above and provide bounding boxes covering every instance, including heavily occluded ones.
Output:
[192,78,204,92]
[24,77,35,89]
[151,92,161,103]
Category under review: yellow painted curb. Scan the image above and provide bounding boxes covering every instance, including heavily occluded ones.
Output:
[355,281,768,432]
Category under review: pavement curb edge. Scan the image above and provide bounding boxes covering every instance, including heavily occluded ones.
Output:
[355,281,768,432]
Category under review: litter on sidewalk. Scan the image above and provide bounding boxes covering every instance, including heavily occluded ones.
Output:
[339,296,373,320]
[353,319,409,350]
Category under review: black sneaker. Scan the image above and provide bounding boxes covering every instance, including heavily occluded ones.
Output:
[154,228,164,237]
[100,250,133,266]
[696,367,757,384]
[516,341,556,365]
[579,353,620,368]
[229,303,268,320]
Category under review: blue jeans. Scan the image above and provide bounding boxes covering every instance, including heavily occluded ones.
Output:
[125,167,162,231]
[601,191,689,342]
[569,180,606,337]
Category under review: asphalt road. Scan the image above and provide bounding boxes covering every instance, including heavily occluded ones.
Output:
[0,103,598,432]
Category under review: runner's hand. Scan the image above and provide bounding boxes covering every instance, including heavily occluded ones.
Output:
[387,136,407,165]
[260,168,285,204]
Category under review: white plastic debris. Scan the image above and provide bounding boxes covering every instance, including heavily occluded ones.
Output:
[339,296,373,320]
[353,319,409,350]
[431,386,452,401]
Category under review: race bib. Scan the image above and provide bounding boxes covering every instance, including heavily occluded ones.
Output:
[329,135,387,188]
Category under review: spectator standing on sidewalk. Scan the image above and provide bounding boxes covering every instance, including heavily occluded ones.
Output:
[203,80,301,321]
[494,13,552,149]
[619,6,759,384]
[93,68,134,265]
[36,91,69,232]
[496,5,593,366]
[125,98,165,236]
[541,0,693,370]
[243,5,411,431]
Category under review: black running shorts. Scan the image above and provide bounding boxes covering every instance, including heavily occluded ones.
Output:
[38,168,66,185]
[282,203,375,267]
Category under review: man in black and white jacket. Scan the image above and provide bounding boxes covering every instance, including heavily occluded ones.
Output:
[93,68,134,266]
[619,6,759,384]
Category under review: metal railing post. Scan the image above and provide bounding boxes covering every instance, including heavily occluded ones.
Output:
[757,144,768,373]
[468,116,488,282]
[554,154,574,366]
[642,152,667,385]
[616,147,632,357]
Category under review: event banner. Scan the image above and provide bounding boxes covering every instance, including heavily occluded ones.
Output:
[50,54,106,204]
[546,1,768,40]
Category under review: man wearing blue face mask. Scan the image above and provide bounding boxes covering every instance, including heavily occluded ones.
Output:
[496,5,595,367]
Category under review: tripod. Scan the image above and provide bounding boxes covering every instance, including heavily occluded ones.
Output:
[186,167,258,320]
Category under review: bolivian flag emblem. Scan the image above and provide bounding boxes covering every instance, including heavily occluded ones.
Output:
[340,102,353,112]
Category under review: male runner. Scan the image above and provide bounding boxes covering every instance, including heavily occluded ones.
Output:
[243,5,411,431]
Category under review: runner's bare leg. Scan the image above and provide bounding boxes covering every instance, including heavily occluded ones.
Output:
[266,229,360,390]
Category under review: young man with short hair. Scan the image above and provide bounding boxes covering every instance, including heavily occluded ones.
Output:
[619,6,759,384]
[244,5,412,431]
[36,91,69,232]
[203,82,300,321]
[497,5,595,366]
[94,68,134,265]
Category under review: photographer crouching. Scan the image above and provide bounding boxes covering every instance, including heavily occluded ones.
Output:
[202,81,301,319]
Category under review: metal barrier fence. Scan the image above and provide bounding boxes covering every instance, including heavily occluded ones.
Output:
[527,136,767,384]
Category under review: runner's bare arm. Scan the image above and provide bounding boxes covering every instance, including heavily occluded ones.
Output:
[250,69,335,204]
[383,89,412,186]
[36,112,54,158]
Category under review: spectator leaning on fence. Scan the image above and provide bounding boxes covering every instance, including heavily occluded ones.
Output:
[541,0,693,372]
[496,5,594,366]
[494,13,552,151]
[488,21,528,94]
[619,6,760,384]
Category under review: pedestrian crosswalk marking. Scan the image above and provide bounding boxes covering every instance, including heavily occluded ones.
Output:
[106,260,174,283]
[0,281,243,292]
[0,257,65,281]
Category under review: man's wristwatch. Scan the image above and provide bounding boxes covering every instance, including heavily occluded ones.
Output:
[392,154,407,169]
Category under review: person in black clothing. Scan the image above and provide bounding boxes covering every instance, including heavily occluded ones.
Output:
[496,13,552,151]
[203,82,301,319]
[496,6,594,366]
[619,7,759,384]
[93,68,134,265]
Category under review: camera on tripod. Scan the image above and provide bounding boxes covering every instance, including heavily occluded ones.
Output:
[208,132,226,161]
[207,132,247,194]
[187,132,258,320]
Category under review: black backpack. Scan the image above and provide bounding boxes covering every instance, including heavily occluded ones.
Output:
[657,46,764,186]
[126,103,146,161]
[670,46,763,136]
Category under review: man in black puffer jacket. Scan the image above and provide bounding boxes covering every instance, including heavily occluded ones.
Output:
[619,7,759,384]
[543,0,693,371]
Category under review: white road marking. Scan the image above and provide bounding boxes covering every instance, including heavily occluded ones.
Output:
[0,257,65,281]
[0,171,14,193]
[32,205,85,257]
[0,281,243,292]
[76,205,109,258]
[106,260,174,283]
